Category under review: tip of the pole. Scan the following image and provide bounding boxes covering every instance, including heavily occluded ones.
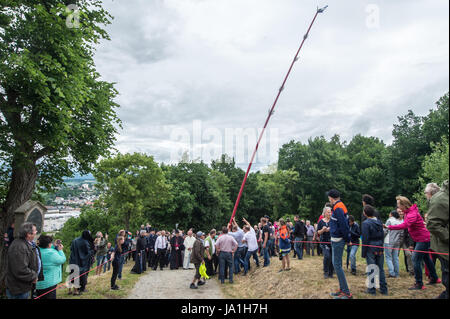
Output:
[317,5,328,13]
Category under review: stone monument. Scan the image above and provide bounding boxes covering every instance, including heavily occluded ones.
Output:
[14,200,47,238]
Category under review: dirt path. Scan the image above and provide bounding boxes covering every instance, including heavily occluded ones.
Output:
[127,268,224,299]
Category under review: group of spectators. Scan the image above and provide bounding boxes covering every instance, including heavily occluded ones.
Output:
[315,182,448,299]
[3,180,448,300]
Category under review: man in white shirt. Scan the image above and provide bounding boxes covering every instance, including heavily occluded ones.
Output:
[242,218,259,275]
[183,230,196,270]
[153,230,168,271]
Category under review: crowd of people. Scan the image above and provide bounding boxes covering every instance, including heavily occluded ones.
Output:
[3,181,448,300]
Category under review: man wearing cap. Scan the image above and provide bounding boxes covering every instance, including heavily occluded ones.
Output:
[215,226,238,284]
[327,189,353,299]
[190,231,206,289]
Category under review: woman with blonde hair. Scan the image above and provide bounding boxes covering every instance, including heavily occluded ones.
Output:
[386,196,440,290]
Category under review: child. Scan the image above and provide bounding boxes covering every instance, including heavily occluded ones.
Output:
[362,205,388,295]
[278,219,291,272]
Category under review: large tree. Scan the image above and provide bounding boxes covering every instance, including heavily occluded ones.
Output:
[0,0,120,291]
[94,153,171,231]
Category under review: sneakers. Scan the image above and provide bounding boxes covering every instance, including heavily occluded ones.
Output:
[408,283,426,290]
[351,269,357,276]
[428,278,442,285]
[190,283,198,289]
[198,280,206,286]
[365,289,376,296]
[111,285,120,290]
[330,290,342,297]
[333,292,353,299]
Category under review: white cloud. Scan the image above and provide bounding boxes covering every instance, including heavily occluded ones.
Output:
[94,0,449,169]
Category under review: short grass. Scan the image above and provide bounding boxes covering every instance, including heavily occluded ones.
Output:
[56,258,143,299]
[219,248,444,299]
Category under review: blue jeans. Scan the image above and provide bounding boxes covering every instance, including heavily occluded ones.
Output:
[349,245,358,271]
[384,244,399,277]
[294,237,303,259]
[331,240,350,295]
[96,255,107,267]
[233,247,245,274]
[306,236,314,255]
[412,242,438,286]
[262,245,270,266]
[6,289,30,299]
[118,255,125,279]
[244,249,259,274]
[219,252,233,283]
[366,251,388,294]
[321,244,334,276]
[267,238,275,256]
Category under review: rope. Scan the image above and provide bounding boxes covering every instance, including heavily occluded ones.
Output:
[33,248,137,300]
[289,240,449,256]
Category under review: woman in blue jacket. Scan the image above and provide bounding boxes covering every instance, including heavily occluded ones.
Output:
[36,235,66,299]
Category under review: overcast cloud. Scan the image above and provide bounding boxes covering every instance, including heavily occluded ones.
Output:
[93,0,449,170]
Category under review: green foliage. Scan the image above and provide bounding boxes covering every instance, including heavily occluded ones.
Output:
[94,153,171,230]
[414,136,449,213]
[0,0,121,198]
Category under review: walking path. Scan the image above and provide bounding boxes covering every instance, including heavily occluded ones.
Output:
[127,268,224,299]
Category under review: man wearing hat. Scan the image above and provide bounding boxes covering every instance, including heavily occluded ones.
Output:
[327,189,353,299]
[190,231,206,289]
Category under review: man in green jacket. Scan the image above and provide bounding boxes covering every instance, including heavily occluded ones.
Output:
[426,180,449,299]
[190,231,205,289]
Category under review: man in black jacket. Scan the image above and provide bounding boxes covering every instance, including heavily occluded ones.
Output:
[348,215,361,275]
[361,194,382,224]
[293,215,306,260]
[6,222,43,299]
[362,205,388,296]
[131,230,147,274]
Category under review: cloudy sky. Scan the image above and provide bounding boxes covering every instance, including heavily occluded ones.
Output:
[93,0,449,171]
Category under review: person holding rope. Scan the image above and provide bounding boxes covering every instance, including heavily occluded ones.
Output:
[327,189,353,299]
[318,206,333,279]
[386,196,440,291]
[68,230,94,295]
[425,180,449,299]
[348,215,361,275]
[384,210,403,278]
[110,236,125,290]
[362,205,388,296]
[278,219,291,272]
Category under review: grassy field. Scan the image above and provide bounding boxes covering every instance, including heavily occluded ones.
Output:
[56,258,144,299]
[219,248,444,299]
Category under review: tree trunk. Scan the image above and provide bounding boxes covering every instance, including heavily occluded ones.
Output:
[0,159,38,294]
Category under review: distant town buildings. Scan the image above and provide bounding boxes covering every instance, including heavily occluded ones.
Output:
[42,179,99,232]
[43,206,81,232]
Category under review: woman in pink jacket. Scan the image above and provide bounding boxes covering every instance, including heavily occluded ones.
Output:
[387,196,440,290]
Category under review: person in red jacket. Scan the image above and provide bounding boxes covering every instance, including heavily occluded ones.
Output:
[386,196,440,290]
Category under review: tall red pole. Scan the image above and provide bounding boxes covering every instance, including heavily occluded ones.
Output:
[228,6,328,226]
